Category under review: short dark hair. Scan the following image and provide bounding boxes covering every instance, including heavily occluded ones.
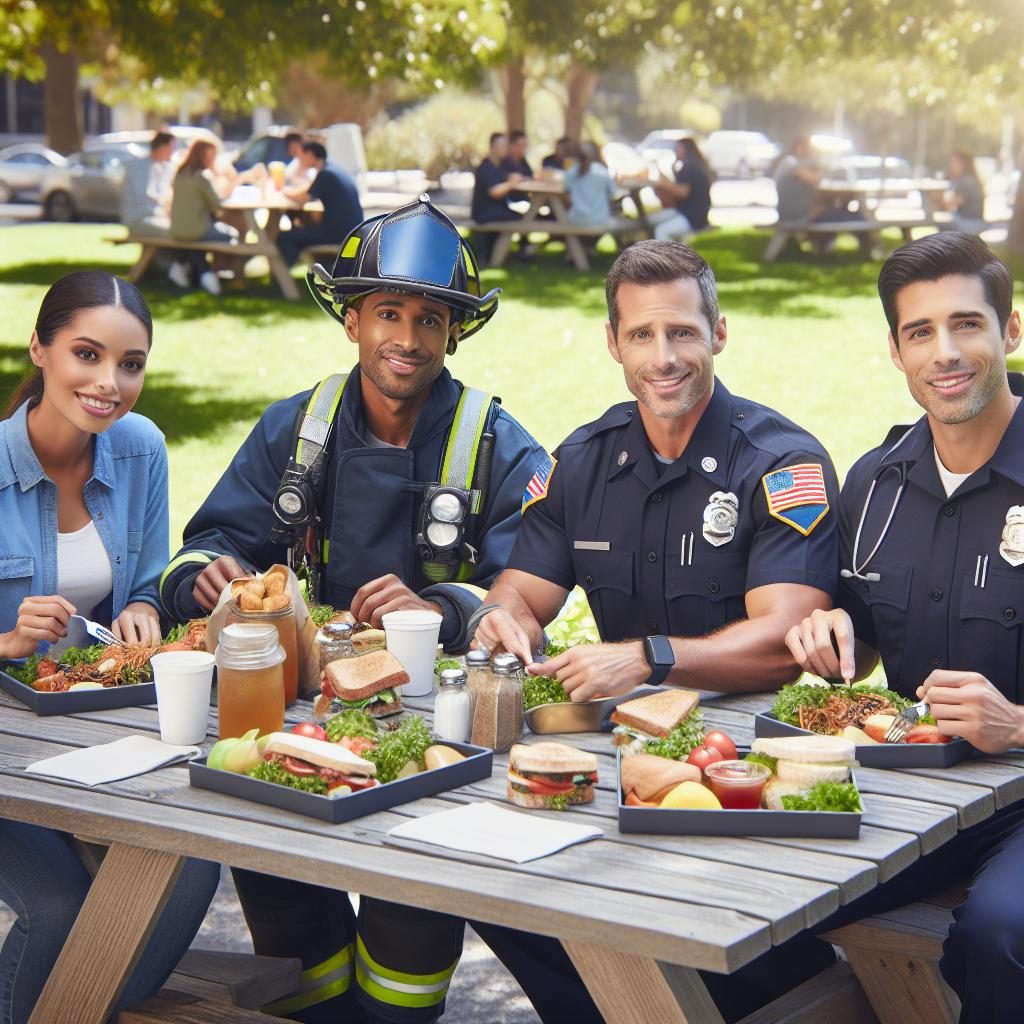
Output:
[489,132,506,149]
[284,131,303,147]
[508,130,527,145]
[878,232,1013,339]
[150,131,174,153]
[302,140,327,162]
[605,240,720,336]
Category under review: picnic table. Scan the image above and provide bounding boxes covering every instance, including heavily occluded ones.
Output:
[111,189,324,301]
[474,179,650,272]
[4,685,1023,1024]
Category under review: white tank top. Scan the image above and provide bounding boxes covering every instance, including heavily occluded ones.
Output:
[57,520,113,619]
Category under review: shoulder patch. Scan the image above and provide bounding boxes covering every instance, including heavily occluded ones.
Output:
[522,453,557,513]
[762,462,829,536]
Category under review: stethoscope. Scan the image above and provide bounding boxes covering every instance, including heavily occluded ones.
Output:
[840,429,913,583]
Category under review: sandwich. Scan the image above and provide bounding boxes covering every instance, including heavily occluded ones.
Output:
[619,752,702,806]
[351,625,387,652]
[749,735,861,811]
[507,742,598,810]
[249,731,377,796]
[609,689,705,759]
[314,648,409,720]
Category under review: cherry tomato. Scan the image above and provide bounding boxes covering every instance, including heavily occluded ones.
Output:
[703,731,738,761]
[290,722,327,742]
[686,745,725,772]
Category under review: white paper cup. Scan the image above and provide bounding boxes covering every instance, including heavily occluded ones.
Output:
[150,651,216,745]
[381,610,443,697]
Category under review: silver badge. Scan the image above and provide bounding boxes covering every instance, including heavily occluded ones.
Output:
[703,490,739,547]
[1000,506,1024,566]
[617,450,628,466]
[701,456,718,473]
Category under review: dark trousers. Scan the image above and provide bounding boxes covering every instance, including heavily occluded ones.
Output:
[277,225,336,268]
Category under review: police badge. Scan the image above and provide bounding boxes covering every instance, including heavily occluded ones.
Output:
[703,491,739,547]
[1000,506,1024,567]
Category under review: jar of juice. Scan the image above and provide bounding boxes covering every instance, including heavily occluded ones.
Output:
[226,601,299,706]
[215,623,286,739]
[703,760,771,810]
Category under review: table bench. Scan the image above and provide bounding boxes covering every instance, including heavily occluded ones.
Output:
[763,218,937,262]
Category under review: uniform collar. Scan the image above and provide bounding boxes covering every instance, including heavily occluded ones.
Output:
[878,372,1024,490]
[3,402,114,492]
[606,378,731,489]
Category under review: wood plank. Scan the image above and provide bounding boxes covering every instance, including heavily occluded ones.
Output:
[856,793,957,856]
[30,843,183,1024]
[564,942,724,1024]
[854,767,994,828]
[173,949,301,1010]
[899,760,1024,810]
[116,989,292,1023]
[736,962,879,1024]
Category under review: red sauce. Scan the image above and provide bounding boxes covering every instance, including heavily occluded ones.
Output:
[705,761,769,810]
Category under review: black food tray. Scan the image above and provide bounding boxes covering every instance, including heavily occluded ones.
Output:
[754,713,974,768]
[189,740,493,824]
[0,664,156,716]
[616,750,862,838]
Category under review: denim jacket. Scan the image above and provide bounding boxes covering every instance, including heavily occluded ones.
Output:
[0,402,169,634]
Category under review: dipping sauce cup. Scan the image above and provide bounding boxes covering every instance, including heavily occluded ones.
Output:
[704,760,771,809]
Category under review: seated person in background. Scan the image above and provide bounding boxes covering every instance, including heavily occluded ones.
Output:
[564,141,616,227]
[786,232,1024,1024]
[774,136,824,224]
[502,129,533,202]
[169,138,239,296]
[941,149,987,234]
[651,136,712,240]
[282,130,313,190]
[0,270,220,1023]
[276,140,364,268]
[542,136,573,172]
[471,132,528,263]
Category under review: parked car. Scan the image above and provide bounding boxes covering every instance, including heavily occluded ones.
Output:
[233,123,368,192]
[97,126,221,155]
[703,130,780,178]
[231,126,292,171]
[39,142,145,221]
[638,129,696,177]
[0,143,66,203]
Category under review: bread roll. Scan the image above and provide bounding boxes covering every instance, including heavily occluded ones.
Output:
[262,594,291,612]
[264,572,287,596]
[238,589,264,612]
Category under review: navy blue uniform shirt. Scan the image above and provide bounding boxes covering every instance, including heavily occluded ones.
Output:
[838,373,1024,703]
[508,379,839,642]
[309,161,364,239]
[471,158,515,223]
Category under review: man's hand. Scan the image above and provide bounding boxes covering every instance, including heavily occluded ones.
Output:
[531,641,649,702]
[193,556,250,611]
[113,602,162,645]
[918,670,1024,754]
[350,574,441,627]
[472,608,534,666]
[0,595,76,658]
[785,608,856,682]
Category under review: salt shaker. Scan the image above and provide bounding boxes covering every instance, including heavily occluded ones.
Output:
[433,667,474,743]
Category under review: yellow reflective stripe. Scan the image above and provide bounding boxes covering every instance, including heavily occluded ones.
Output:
[341,235,360,259]
[158,551,214,593]
[262,944,353,1015]
[356,964,447,1009]
[355,934,458,987]
[440,387,492,490]
[322,538,329,563]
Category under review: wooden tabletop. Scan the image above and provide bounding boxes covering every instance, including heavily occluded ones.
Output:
[2,685,1021,984]
[220,188,324,212]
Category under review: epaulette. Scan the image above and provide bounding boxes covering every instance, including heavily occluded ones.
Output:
[560,402,634,448]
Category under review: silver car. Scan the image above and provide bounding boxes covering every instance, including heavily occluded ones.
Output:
[0,143,66,203]
[39,142,145,222]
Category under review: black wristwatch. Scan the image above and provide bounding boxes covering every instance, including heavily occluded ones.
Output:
[643,635,675,686]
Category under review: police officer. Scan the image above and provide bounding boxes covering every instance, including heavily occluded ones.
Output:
[475,240,840,700]
[787,232,1024,1023]
[159,198,551,1023]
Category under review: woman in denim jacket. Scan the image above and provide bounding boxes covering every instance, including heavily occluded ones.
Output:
[0,271,219,1023]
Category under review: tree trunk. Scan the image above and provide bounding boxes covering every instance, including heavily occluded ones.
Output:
[504,57,526,134]
[564,63,599,144]
[1009,189,1024,252]
[41,43,83,154]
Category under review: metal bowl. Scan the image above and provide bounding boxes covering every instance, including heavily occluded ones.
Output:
[525,687,661,734]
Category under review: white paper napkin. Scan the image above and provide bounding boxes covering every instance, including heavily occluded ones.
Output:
[25,735,200,787]
[387,801,603,863]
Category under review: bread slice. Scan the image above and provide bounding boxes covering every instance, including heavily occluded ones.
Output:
[509,741,597,775]
[751,735,857,764]
[352,627,387,651]
[619,752,701,802]
[506,782,595,808]
[323,648,409,701]
[262,732,376,776]
[609,689,700,738]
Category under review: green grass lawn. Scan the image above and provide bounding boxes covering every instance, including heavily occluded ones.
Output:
[1,222,1020,550]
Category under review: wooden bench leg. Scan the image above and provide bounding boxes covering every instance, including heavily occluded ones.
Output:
[564,234,591,271]
[127,245,158,284]
[489,231,514,268]
[29,844,184,1024]
[265,249,300,301]
[763,231,789,262]
[564,940,724,1024]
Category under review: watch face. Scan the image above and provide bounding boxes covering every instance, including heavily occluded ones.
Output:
[646,635,674,667]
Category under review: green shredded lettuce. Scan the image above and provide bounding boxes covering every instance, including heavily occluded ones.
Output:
[523,675,571,709]
[744,752,778,774]
[60,644,105,667]
[644,709,706,760]
[781,782,862,813]
[248,759,329,794]
[325,709,380,743]
[366,716,432,783]
[771,682,914,725]
[544,793,570,811]
[308,605,335,629]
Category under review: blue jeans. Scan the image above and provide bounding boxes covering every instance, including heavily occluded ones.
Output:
[0,821,220,1024]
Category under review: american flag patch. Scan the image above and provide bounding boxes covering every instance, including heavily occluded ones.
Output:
[522,453,557,512]
[762,463,829,536]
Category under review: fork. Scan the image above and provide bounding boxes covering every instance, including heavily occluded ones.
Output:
[884,700,930,743]
[65,615,126,649]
